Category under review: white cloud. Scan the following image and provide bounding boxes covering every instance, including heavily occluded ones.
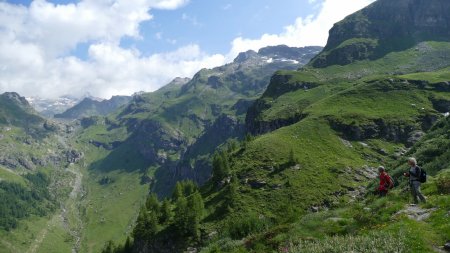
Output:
[227,0,375,60]
[0,0,221,99]
[152,0,190,10]
[0,0,375,99]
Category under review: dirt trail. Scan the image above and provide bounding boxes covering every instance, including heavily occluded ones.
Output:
[394,204,446,253]
[27,214,59,253]
[395,204,437,221]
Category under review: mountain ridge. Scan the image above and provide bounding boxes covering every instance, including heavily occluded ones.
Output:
[310,0,450,68]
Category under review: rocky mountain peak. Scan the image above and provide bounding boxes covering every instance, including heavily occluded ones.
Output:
[310,0,450,67]
[1,92,32,109]
[168,77,191,87]
[233,50,259,63]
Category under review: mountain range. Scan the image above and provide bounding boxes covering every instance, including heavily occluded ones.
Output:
[0,0,449,252]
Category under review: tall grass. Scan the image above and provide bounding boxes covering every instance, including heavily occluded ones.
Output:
[285,231,407,253]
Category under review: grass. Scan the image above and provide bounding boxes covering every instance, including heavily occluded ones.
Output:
[286,231,407,253]
[306,79,437,121]
[0,215,51,253]
[72,136,150,253]
[256,84,350,122]
[399,66,450,83]
[203,117,371,231]
[0,166,26,185]
[37,221,73,253]
[197,47,450,252]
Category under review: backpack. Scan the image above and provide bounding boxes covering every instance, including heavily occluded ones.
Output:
[419,167,427,183]
[385,173,394,189]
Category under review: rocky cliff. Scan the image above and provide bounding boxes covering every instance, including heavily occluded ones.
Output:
[310,0,450,67]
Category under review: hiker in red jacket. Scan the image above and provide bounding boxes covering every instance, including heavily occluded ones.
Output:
[378,166,393,197]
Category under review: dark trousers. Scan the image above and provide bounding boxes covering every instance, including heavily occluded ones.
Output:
[410,181,426,203]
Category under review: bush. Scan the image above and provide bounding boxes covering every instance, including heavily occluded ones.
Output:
[436,176,450,194]
[225,212,270,239]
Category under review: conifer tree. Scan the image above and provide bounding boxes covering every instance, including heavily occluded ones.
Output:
[187,191,204,239]
[174,195,189,235]
[172,181,184,201]
[145,193,160,214]
[159,199,172,224]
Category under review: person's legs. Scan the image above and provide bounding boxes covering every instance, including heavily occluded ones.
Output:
[410,182,419,204]
[413,181,426,203]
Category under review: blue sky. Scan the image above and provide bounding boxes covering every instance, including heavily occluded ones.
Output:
[8,0,316,57]
[129,0,316,55]
[0,0,374,98]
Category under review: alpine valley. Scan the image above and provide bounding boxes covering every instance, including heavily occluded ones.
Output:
[0,0,449,253]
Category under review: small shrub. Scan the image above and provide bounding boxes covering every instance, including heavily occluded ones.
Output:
[436,177,450,194]
[225,212,270,239]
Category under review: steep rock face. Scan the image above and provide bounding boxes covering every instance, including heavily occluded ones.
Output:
[246,113,306,136]
[311,0,450,67]
[2,92,32,110]
[245,72,319,135]
[134,119,186,164]
[327,117,421,145]
[174,114,245,183]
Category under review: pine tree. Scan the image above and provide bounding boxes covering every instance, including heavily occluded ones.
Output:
[159,199,172,224]
[220,151,230,176]
[174,196,189,235]
[225,174,239,211]
[172,182,184,201]
[145,193,160,213]
[133,207,159,242]
[212,151,230,182]
[123,236,132,253]
[187,191,204,239]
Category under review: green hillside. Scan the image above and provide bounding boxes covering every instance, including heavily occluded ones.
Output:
[1,0,450,252]
[67,46,322,252]
[103,0,450,252]
[0,92,83,253]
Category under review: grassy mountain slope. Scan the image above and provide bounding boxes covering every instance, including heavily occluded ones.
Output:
[0,92,84,253]
[115,0,450,252]
[70,46,322,252]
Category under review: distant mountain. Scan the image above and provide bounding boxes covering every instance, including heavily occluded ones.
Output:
[27,96,81,118]
[54,95,132,119]
[0,92,45,128]
[310,0,450,67]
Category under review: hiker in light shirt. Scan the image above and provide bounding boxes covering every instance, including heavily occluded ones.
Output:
[403,157,426,204]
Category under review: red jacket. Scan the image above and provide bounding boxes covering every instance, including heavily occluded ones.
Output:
[378,172,392,192]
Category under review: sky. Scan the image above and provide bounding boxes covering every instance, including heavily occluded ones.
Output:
[0,0,375,99]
